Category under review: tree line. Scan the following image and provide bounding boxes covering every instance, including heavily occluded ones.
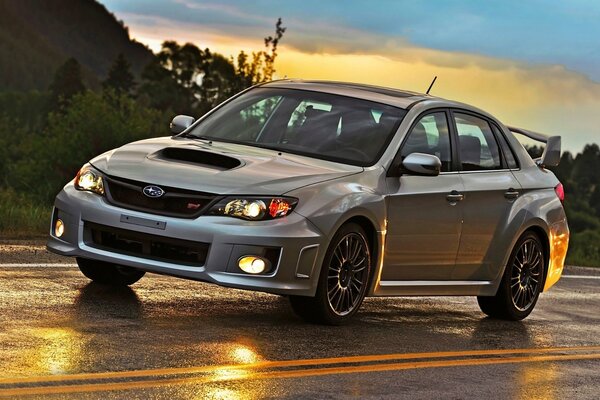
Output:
[525,145,600,266]
[0,18,285,204]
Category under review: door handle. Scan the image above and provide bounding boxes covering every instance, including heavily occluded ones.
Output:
[446,190,464,203]
[504,188,520,200]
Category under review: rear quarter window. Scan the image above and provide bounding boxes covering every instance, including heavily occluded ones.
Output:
[492,125,519,169]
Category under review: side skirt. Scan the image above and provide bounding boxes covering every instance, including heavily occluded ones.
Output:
[372,280,496,296]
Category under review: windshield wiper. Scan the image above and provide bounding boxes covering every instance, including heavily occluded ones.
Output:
[179,134,288,154]
[179,133,215,142]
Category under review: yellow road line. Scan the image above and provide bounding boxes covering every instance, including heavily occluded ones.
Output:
[1,352,598,397]
[0,345,599,386]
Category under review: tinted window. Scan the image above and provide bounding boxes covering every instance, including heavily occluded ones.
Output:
[187,88,407,166]
[400,112,452,172]
[454,113,502,171]
[492,125,518,169]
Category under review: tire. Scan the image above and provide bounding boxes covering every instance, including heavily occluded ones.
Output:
[477,231,545,320]
[289,223,372,325]
[76,258,145,286]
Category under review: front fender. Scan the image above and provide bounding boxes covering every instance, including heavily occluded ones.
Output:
[285,168,387,291]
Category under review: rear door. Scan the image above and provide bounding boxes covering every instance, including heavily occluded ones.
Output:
[450,111,522,280]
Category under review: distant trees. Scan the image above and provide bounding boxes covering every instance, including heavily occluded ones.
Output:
[9,90,167,202]
[1,18,287,203]
[103,53,136,95]
[49,58,86,108]
[525,144,600,266]
[138,18,286,116]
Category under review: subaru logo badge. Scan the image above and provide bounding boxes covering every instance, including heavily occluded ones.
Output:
[143,185,165,198]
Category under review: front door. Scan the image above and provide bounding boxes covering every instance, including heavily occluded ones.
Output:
[383,111,464,281]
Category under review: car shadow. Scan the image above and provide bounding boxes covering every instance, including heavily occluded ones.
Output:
[73,282,143,320]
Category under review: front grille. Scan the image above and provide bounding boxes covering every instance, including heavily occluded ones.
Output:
[85,222,209,266]
[104,176,216,218]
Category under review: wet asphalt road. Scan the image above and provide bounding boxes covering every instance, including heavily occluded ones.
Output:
[0,245,599,399]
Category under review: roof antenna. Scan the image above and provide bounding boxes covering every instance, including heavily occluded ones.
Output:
[426,76,437,95]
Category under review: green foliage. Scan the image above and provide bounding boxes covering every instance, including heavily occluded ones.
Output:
[138,41,240,115]
[571,144,600,191]
[567,230,600,267]
[9,90,168,202]
[0,189,50,239]
[138,18,287,116]
[103,53,136,95]
[137,57,197,115]
[532,143,600,267]
[0,91,52,129]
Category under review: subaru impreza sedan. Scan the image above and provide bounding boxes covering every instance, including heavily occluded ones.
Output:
[47,80,569,324]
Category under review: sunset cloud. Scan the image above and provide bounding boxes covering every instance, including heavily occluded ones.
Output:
[101,0,600,152]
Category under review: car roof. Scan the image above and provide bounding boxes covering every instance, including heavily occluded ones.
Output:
[260,79,500,121]
[261,79,428,108]
[264,79,457,107]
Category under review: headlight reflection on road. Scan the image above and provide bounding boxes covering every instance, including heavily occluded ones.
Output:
[31,328,84,375]
[517,361,557,400]
[209,344,261,381]
[230,345,261,364]
[193,343,265,399]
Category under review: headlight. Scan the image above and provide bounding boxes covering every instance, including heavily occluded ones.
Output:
[208,197,297,221]
[74,165,105,195]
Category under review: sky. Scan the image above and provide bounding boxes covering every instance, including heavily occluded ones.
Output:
[101,0,600,153]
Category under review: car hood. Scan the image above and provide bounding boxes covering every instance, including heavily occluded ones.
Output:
[90,137,362,195]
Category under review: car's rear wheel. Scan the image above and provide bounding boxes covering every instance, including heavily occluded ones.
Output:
[477,231,545,320]
[76,258,145,286]
[289,223,372,325]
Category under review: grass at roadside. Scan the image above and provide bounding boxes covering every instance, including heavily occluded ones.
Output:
[0,189,50,239]
[567,230,600,267]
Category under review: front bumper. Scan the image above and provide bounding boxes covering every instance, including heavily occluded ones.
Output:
[47,184,326,296]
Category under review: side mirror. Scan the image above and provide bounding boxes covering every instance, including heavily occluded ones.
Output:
[170,115,196,134]
[538,136,561,168]
[402,152,441,176]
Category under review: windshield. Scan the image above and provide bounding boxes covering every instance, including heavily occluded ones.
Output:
[185,88,407,166]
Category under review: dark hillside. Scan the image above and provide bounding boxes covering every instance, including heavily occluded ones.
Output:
[0,0,154,91]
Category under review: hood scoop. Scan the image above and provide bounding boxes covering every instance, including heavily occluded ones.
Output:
[150,147,242,171]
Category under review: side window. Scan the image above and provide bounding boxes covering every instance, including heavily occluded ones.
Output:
[492,125,518,169]
[454,113,502,171]
[400,112,452,172]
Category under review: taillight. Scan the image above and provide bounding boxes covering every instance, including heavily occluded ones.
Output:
[554,183,565,202]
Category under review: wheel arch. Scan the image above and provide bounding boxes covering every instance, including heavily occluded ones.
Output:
[499,221,551,294]
[524,225,551,291]
[321,212,383,294]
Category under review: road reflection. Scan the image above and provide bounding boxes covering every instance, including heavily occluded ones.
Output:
[4,271,587,399]
[29,327,85,375]
[517,361,557,400]
[471,318,558,399]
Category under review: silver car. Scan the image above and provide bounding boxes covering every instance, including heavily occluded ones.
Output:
[47,80,569,324]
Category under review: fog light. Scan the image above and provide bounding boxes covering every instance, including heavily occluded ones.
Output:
[54,219,65,238]
[238,256,268,274]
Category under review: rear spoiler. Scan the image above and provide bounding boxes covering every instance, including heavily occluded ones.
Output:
[507,126,561,168]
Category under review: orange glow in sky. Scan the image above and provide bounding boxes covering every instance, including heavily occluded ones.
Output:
[107,6,600,152]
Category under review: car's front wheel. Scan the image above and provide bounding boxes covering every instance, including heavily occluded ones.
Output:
[289,223,372,325]
[477,231,545,320]
[76,258,145,286]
